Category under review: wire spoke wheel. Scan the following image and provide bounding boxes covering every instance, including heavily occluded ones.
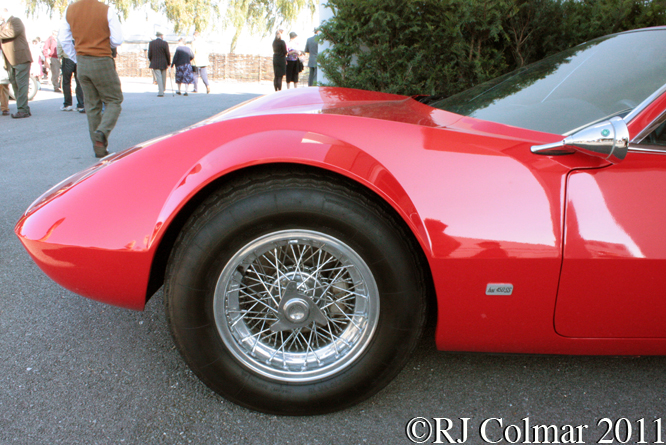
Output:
[165,172,426,414]
[214,230,380,382]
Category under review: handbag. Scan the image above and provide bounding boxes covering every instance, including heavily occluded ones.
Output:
[297,58,304,73]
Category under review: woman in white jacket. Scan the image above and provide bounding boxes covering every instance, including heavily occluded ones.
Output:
[191,31,211,94]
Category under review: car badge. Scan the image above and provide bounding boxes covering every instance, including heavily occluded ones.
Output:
[486,284,514,295]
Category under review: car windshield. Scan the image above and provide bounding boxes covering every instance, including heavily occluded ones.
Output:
[427,29,666,135]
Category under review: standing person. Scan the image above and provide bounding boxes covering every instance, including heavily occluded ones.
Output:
[285,32,301,89]
[0,48,9,116]
[304,28,319,87]
[43,30,60,92]
[30,39,41,78]
[0,6,32,118]
[272,29,287,91]
[60,0,123,158]
[171,37,193,96]
[58,41,84,112]
[148,31,170,97]
[33,36,46,80]
[190,31,210,94]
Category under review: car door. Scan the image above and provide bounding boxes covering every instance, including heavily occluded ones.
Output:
[555,109,666,338]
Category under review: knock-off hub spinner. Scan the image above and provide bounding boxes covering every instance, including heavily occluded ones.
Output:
[271,281,327,332]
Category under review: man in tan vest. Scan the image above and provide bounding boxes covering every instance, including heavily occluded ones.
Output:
[0,6,33,118]
[60,0,123,158]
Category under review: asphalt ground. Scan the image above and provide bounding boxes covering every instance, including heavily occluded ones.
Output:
[2,78,666,445]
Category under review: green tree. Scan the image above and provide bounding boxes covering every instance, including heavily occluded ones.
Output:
[318,0,513,96]
[319,0,666,96]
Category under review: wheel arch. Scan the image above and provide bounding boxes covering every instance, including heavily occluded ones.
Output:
[146,162,437,325]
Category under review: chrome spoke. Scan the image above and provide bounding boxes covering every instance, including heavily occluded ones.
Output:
[248,263,281,308]
[237,288,279,314]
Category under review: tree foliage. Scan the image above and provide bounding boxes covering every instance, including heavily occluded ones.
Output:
[23,0,144,20]
[225,0,316,52]
[20,0,314,47]
[160,0,220,33]
[318,0,666,96]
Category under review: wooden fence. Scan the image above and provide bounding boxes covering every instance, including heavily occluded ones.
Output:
[116,51,308,86]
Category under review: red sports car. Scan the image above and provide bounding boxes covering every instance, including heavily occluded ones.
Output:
[15,27,666,415]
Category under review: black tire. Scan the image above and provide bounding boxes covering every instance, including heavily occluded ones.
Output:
[8,76,39,101]
[164,170,427,415]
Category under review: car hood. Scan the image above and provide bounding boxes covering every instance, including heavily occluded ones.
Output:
[200,86,557,142]
[202,87,460,127]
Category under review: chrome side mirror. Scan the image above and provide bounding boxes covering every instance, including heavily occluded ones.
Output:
[531,117,629,163]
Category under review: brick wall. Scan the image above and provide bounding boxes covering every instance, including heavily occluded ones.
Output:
[116,51,309,86]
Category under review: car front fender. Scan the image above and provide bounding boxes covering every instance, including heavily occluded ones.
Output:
[15,114,428,310]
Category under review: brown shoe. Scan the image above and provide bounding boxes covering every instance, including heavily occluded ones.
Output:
[11,111,31,118]
[2,110,9,116]
[94,140,109,158]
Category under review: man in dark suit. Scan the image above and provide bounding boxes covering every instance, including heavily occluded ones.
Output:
[304,28,319,87]
[0,7,33,118]
[148,31,170,97]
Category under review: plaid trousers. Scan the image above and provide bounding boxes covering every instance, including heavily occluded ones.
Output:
[77,55,123,146]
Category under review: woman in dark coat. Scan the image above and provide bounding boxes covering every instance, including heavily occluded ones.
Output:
[171,37,194,96]
[285,32,302,89]
[272,29,287,91]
